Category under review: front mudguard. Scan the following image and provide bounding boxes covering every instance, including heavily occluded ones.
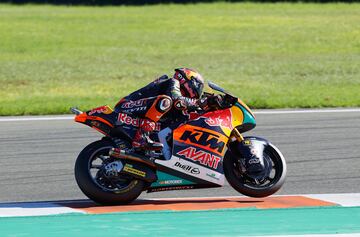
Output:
[228,136,269,172]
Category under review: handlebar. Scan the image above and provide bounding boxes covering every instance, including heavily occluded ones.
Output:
[202,93,237,111]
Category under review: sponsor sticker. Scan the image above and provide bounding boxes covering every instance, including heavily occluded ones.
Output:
[117,113,161,131]
[123,164,146,177]
[155,158,225,186]
[243,140,252,146]
[121,99,147,109]
[177,147,221,169]
[205,117,232,130]
[177,126,227,155]
[150,186,194,192]
[122,107,147,113]
[174,161,200,175]
[88,106,113,116]
[206,173,220,181]
[159,180,183,185]
[203,109,233,130]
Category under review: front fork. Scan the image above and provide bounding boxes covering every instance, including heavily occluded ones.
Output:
[231,128,244,142]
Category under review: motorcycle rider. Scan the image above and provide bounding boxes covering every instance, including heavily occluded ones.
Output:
[114,68,262,173]
[114,68,208,151]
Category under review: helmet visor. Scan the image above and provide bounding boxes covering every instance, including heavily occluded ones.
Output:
[187,78,204,99]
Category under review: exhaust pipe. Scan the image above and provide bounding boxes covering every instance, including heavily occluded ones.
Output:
[109,148,156,168]
[110,148,157,183]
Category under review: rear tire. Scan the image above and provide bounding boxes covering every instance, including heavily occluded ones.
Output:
[75,140,144,205]
[224,143,286,198]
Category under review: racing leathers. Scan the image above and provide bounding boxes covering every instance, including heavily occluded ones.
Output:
[114,75,201,150]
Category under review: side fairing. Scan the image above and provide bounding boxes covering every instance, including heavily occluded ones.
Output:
[173,123,228,173]
[153,115,232,186]
[162,102,256,185]
[154,157,225,187]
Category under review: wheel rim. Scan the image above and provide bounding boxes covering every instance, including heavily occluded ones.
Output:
[87,146,137,193]
[233,148,284,190]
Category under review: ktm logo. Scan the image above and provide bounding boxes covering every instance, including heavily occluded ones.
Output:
[180,129,225,153]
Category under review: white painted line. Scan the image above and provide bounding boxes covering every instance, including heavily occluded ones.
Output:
[0,116,74,122]
[0,193,359,217]
[305,193,360,207]
[0,202,85,217]
[0,108,359,122]
[145,193,360,206]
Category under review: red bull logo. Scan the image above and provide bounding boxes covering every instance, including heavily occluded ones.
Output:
[204,109,233,130]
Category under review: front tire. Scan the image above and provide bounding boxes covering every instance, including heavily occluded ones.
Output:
[224,143,287,198]
[75,139,145,205]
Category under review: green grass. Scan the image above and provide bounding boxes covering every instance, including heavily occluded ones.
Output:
[0,3,359,115]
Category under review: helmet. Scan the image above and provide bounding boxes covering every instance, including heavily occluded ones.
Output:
[173,68,205,99]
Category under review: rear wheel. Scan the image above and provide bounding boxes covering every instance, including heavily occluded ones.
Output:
[224,143,286,198]
[75,140,144,205]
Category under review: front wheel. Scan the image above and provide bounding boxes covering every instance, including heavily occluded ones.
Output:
[75,139,145,205]
[224,143,286,198]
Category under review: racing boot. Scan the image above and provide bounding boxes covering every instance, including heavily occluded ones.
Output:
[132,119,163,151]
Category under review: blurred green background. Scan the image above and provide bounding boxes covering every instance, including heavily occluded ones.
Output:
[0,3,359,115]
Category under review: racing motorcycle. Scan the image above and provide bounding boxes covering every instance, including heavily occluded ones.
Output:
[71,82,286,205]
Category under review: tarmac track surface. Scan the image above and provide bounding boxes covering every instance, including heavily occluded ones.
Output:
[0,109,359,203]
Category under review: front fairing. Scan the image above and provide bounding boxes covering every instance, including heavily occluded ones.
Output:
[232,98,256,133]
[204,81,256,134]
[183,98,256,138]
